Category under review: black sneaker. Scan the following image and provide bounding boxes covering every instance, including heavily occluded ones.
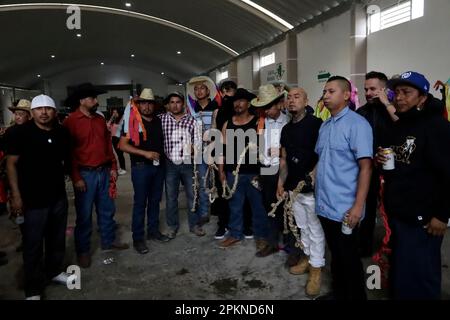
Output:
[243,230,254,240]
[133,241,149,254]
[147,232,171,243]
[214,227,227,240]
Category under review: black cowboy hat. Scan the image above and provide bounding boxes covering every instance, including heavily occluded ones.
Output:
[230,88,256,103]
[65,82,107,110]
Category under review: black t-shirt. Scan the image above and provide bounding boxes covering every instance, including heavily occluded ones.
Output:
[225,116,260,175]
[194,99,219,113]
[122,117,164,166]
[6,121,70,209]
[280,114,322,192]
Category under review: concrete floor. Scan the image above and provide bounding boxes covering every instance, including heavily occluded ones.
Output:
[1,162,449,300]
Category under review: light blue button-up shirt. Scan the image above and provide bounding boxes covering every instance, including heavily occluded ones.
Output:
[315,107,373,222]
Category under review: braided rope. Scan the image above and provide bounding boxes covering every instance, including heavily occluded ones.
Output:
[190,145,200,213]
[204,164,219,204]
[222,143,253,200]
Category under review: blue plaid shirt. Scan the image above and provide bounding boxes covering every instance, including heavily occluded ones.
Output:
[315,107,373,222]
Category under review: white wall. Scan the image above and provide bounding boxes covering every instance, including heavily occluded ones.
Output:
[298,10,352,104]
[260,39,287,85]
[44,65,171,108]
[237,55,253,89]
[367,0,450,96]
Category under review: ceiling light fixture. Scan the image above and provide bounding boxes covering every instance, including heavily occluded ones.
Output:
[50,55,56,58]
[236,0,294,30]
[101,62,105,65]
[177,51,182,55]
[125,3,131,8]
[37,74,41,78]
[76,33,82,38]
[161,72,165,75]
[131,54,135,58]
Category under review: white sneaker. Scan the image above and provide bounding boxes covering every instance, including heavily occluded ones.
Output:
[118,169,127,176]
[25,295,41,300]
[52,272,75,286]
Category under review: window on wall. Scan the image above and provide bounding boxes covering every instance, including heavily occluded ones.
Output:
[217,70,229,83]
[368,0,424,34]
[260,52,275,67]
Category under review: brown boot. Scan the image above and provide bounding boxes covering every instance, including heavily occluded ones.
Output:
[255,239,268,252]
[289,256,309,275]
[306,266,322,297]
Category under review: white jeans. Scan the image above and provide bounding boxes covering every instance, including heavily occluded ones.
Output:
[290,192,326,268]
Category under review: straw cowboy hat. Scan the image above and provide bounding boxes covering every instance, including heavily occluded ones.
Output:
[251,84,285,108]
[8,99,31,113]
[136,88,156,102]
[186,76,218,101]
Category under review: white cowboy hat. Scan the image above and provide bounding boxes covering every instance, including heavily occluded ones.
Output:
[136,88,155,102]
[251,84,285,108]
[186,76,218,101]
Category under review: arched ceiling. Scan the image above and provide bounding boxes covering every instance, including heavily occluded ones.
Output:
[0,0,350,87]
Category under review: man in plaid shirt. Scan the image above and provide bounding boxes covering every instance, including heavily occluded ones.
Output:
[159,92,205,238]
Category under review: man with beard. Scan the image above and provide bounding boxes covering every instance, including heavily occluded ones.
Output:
[277,88,325,296]
[218,88,269,253]
[356,71,398,257]
[7,95,73,299]
[64,83,128,268]
[119,88,169,254]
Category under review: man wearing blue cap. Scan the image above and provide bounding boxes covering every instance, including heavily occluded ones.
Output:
[376,71,450,299]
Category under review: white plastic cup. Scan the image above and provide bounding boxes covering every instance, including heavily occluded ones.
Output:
[153,160,160,166]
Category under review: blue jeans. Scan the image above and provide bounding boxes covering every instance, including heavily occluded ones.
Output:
[165,162,200,232]
[131,162,164,242]
[227,172,269,240]
[74,168,116,254]
[198,162,210,218]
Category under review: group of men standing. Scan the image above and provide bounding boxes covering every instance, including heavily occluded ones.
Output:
[2,68,449,301]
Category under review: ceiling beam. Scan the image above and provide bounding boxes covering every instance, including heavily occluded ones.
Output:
[0,2,239,56]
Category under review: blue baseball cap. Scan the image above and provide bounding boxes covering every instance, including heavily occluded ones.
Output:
[387,71,430,95]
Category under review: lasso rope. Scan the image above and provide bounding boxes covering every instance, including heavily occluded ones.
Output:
[268,175,313,249]
[372,175,392,289]
[204,164,219,204]
[222,143,254,200]
[190,145,201,213]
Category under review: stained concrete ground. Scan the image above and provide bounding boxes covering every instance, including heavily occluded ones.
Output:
[0,160,449,300]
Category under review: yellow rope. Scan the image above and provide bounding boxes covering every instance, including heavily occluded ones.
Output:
[221,143,254,200]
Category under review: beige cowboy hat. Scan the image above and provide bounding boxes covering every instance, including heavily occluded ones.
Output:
[251,84,285,108]
[186,76,218,101]
[9,99,31,113]
[136,88,155,102]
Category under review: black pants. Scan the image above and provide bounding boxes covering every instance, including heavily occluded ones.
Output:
[214,173,252,232]
[389,217,443,300]
[319,216,367,300]
[260,173,283,248]
[112,136,126,170]
[359,171,379,256]
[23,197,68,297]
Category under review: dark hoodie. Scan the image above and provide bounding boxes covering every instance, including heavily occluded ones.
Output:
[379,102,450,226]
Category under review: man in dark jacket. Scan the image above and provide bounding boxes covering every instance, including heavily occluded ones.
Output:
[357,71,398,257]
[377,71,450,300]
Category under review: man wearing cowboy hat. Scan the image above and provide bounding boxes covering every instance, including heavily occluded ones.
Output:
[63,83,128,268]
[187,76,220,226]
[119,88,169,254]
[8,99,32,126]
[250,84,288,258]
[218,88,270,252]
[1,99,33,248]
[7,94,73,299]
